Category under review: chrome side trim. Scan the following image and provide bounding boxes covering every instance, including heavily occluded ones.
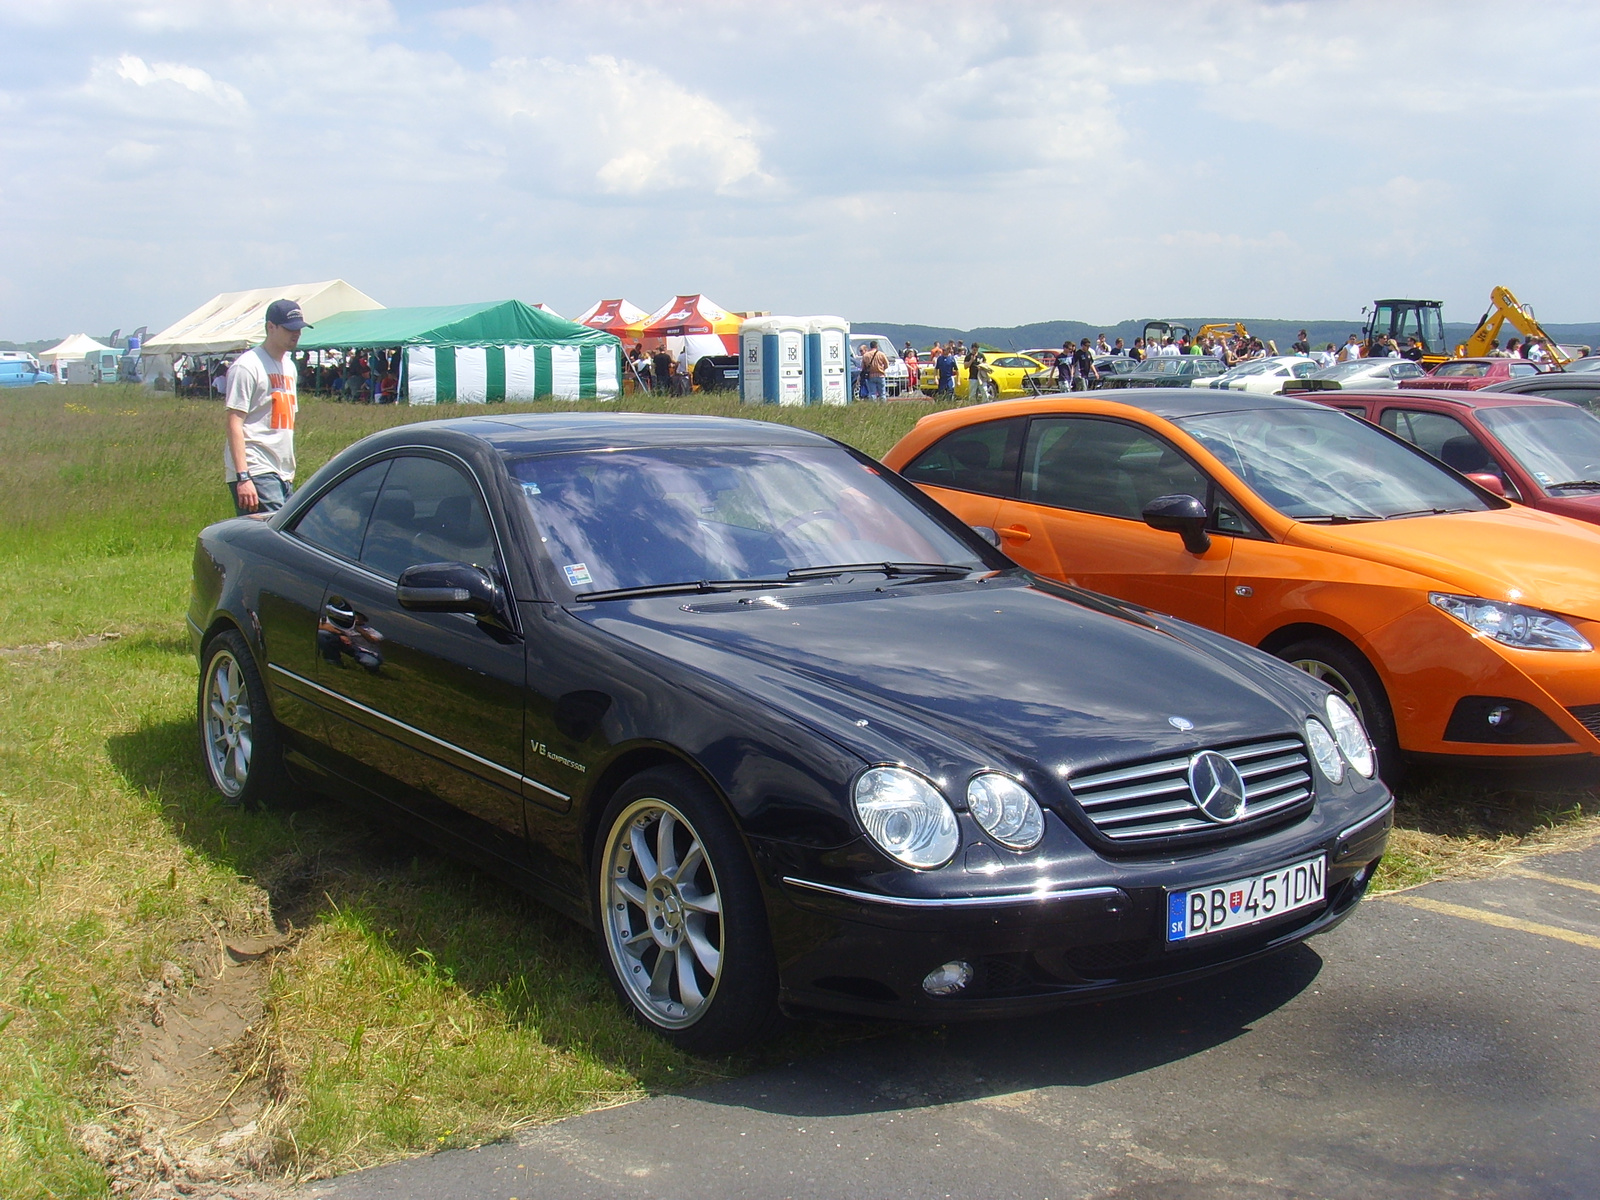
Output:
[781,876,1121,909]
[186,614,205,638]
[1338,801,1395,845]
[267,663,568,801]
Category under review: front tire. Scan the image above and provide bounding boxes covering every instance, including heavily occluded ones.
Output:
[1274,635,1403,785]
[198,629,287,809]
[593,766,778,1054]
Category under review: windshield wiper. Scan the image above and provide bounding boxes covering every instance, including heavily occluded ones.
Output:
[1383,507,1476,519]
[784,562,979,581]
[1294,514,1383,524]
[576,579,800,601]
[1547,480,1600,491]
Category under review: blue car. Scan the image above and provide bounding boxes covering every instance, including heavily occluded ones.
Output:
[0,361,55,387]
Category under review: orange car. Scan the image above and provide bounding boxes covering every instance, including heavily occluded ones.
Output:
[883,389,1600,780]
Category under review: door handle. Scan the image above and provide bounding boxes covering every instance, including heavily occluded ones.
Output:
[323,599,355,622]
[997,525,1032,542]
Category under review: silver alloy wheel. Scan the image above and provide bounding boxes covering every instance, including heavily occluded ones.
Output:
[601,798,724,1029]
[202,648,252,798]
[1290,658,1363,722]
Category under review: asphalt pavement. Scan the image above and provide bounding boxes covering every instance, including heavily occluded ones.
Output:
[297,841,1600,1200]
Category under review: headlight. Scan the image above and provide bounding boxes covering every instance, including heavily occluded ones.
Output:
[1325,694,1376,779]
[1429,593,1591,651]
[853,767,960,869]
[965,773,1045,850]
[1305,718,1344,784]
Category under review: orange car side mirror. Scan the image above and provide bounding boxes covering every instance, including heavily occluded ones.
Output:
[1142,494,1212,554]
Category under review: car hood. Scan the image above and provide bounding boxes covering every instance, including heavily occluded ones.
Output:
[1286,505,1600,621]
[575,576,1315,785]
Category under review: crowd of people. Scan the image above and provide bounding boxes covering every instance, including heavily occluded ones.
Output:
[176,348,403,403]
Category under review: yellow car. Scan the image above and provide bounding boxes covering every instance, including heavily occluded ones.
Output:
[921,352,1050,400]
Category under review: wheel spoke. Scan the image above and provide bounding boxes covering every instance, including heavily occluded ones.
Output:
[675,943,705,1010]
[629,822,659,881]
[655,811,679,879]
[685,920,721,976]
[209,697,228,723]
[612,877,648,909]
[648,945,674,997]
[622,926,654,949]
[231,743,249,783]
[679,885,719,915]
[672,841,703,885]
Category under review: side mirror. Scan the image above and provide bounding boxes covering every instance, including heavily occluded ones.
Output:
[1466,472,1507,497]
[1142,494,1212,554]
[971,525,1001,548]
[396,561,500,616]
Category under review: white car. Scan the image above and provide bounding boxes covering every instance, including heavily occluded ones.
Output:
[1303,357,1429,391]
[849,333,909,395]
[1191,355,1321,395]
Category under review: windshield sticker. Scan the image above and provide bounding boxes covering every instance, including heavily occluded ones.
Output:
[563,562,593,587]
[1534,471,1552,486]
[521,481,542,496]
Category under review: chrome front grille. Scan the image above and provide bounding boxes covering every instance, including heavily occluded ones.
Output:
[1067,736,1313,844]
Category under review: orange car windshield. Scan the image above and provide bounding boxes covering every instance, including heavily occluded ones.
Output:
[1178,408,1492,522]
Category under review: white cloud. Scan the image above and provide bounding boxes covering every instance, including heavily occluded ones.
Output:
[1,0,1598,339]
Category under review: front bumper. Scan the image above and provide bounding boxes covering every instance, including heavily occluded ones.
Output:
[764,799,1392,1021]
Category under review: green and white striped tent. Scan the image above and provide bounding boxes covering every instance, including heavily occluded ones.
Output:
[298,300,622,403]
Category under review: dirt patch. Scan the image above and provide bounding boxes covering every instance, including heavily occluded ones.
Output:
[82,924,296,1197]
[1,630,123,657]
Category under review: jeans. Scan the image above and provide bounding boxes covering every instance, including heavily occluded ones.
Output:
[230,472,294,516]
[862,374,885,400]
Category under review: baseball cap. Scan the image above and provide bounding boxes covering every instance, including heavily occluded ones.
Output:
[265,299,311,330]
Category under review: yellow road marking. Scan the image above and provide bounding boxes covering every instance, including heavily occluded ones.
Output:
[1386,895,1600,951]
[1505,866,1600,897]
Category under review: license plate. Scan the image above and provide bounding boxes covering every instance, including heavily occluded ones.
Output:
[1166,855,1326,942]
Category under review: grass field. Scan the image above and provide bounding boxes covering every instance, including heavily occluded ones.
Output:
[1,383,1595,1197]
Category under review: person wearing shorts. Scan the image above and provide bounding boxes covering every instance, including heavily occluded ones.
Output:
[225,298,307,515]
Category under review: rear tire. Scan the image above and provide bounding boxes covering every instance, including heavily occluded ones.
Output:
[198,629,287,809]
[1274,635,1404,785]
[593,766,779,1054]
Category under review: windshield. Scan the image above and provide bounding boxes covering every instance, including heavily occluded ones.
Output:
[1475,405,1600,493]
[1433,361,1488,379]
[1133,358,1191,376]
[1216,360,1274,381]
[1312,360,1382,380]
[1178,407,1492,520]
[507,445,983,594]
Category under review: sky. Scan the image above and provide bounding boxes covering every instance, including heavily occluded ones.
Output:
[2,0,1598,341]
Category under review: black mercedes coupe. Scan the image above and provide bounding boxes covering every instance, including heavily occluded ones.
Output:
[189,412,1392,1052]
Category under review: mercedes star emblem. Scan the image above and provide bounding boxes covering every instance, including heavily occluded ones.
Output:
[1188,750,1247,824]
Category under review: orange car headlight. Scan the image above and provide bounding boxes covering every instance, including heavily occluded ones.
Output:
[1428,593,1591,652]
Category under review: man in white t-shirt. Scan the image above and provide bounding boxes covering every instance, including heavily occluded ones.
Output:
[225,298,307,514]
[1338,334,1363,363]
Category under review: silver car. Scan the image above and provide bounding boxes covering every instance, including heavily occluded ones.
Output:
[1305,357,1429,390]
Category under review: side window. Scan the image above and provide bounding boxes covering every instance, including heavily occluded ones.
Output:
[1380,409,1500,478]
[1510,362,1540,377]
[1392,362,1425,379]
[1022,417,1209,520]
[291,460,391,561]
[359,455,499,580]
[899,417,1025,497]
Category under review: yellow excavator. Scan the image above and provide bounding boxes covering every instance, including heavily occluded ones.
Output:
[1457,286,1572,365]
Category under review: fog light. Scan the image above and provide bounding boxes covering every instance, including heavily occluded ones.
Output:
[922,960,973,996]
[1487,705,1513,728]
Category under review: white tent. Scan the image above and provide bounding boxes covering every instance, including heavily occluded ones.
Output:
[143,279,383,356]
[38,334,118,364]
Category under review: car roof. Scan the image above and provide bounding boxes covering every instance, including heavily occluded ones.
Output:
[1482,374,1600,393]
[356,411,834,457]
[1325,387,1575,410]
[959,387,1334,420]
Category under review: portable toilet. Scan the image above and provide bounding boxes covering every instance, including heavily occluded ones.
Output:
[805,316,850,405]
[739,317,773,404]
[739,316,808,405]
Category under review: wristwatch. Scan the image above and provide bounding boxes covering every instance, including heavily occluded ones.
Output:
[237,471,252,483]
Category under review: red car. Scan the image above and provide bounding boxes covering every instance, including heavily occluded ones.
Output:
[1316,388,1600,526]
[1398,357,1546,391]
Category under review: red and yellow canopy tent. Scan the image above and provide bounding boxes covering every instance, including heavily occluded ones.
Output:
[634,294,741,363]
